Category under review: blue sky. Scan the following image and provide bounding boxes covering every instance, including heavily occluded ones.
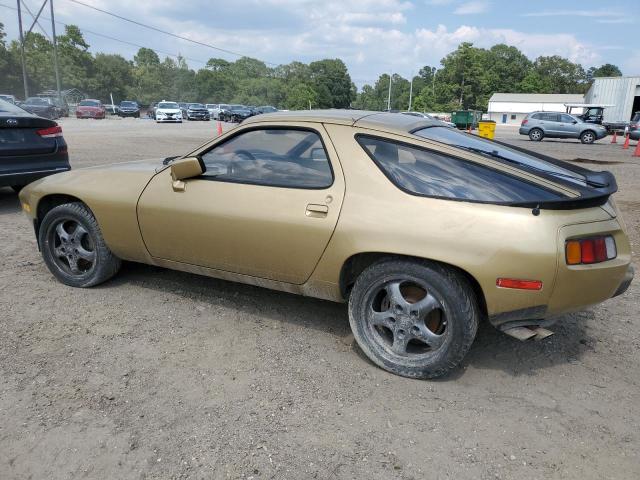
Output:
[2,0,638,87]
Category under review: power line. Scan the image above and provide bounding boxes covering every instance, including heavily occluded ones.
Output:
[0,2,208,65]
[67,0,278,66]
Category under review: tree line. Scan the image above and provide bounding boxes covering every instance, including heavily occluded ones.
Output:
[0,23,622,111]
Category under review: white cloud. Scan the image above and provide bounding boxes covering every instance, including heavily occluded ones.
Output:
[454,1,489,15]
[2,0,613,88]
[522,9,622,17]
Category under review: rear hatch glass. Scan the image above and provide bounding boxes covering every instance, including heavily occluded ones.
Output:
[413,126,617,208]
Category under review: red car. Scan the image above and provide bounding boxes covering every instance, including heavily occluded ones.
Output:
[76,99,106,119]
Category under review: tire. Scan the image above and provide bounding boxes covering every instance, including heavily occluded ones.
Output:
[580,130,596,144]
[348,259,479,379]
[38,202,121,288]
[528,128,544,141]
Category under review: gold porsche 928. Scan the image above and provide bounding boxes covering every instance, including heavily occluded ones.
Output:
[19,111,633,379]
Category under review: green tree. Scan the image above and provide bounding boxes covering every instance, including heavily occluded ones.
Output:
[88,53,132,102]
[532,55,587,93]
[587,63,622,81]
[309,59,354,108]
[285,83,317,110]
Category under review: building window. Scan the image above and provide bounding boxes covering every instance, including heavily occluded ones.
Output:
[511,114,517,120]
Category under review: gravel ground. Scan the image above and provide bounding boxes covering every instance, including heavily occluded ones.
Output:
[1,118,638,480]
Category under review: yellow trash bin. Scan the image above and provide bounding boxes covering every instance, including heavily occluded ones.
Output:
[478,120,496,140]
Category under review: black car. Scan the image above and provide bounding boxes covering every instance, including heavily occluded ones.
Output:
[255,105,278,114]
[0,98,70,192]
[118,100,140,118]
[20,97,59,119]
[185,103,210,121]
[221,104,253,123]
[39,95,69,117]
[629,112,640,141]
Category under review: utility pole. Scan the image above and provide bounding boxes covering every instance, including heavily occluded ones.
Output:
[17,0,29,98]
[408,72,413,111]
[49,0,62,104]
[386,73,392,111]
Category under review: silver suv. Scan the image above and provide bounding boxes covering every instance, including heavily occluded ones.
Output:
[519,112,607,144]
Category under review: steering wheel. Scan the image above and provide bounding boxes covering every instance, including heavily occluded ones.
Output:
[234,149,256,161]
[227,149,256,175]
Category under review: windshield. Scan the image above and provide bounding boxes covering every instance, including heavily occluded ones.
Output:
[206,104,216,108]
[158,102,179,109]
[79,100,101,107]
[259,106,277,112]
[632,112,640,123]
[188,103,205,109]
[230,105,245,111]
[120,101,137,107]
[25,97,48,105]
[414,126,586,186]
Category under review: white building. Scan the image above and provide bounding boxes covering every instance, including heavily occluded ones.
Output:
[487,93,585,125]
[585,76,640,123]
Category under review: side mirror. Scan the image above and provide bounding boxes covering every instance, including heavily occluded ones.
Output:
[170,157,204,191]
[572,120,578,124]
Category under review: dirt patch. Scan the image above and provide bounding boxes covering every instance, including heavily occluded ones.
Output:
[1,120,639,479]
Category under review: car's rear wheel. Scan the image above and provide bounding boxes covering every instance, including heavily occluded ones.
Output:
[348,259,479,379]
[580,130,596,144]
[528,128,544,141]
[39,202,121,287]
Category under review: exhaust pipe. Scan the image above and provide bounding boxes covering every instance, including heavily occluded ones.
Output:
[502,326,554,341]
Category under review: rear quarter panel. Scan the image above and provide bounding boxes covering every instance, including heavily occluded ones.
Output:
[311,124,616,316]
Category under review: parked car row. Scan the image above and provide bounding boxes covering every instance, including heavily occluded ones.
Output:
[147,101,279,123]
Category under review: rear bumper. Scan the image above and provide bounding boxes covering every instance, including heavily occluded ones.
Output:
[0,150,70,187]
[488,218,632,328]
[76,110,105,118]
[613,264,634,297]
[518,127,529,135]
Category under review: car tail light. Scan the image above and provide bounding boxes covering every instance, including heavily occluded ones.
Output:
[496,278,543,290]
[565,235,616,265]
[37,125,63,138]
[521,119,528,126]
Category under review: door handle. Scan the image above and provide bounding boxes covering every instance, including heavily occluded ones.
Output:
[306,204,328,218]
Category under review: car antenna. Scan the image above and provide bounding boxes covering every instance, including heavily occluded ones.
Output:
[532,204,541,216]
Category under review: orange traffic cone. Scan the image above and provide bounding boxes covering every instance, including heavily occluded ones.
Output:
[217,121,223,136]
[611,130,617,143]
[633,140,640,157]
[622,134,630,149]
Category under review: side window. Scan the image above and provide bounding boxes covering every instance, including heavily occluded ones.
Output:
[357,136,562,204]
[200,128,333,189]
[531,113,542,120]
[560,114,575,123]
[543,113,560,122]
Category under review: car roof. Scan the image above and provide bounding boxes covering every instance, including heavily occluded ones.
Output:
[243,109,441,134]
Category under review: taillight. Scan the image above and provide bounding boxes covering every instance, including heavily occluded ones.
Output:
[565,235,616,265]
[521,119,528,126]
[37,125,63,138]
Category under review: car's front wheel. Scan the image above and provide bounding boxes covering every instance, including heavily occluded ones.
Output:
[528,128,544,141]
[348,259,479,379]
[39,202,121,288]
[580,130,596,144]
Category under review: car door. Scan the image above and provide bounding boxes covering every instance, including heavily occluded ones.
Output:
[137,123,345,285]
[558,114,580,138]
[539,113,560,136]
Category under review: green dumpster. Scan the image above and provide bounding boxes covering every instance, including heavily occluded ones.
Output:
[451,110,483,130]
